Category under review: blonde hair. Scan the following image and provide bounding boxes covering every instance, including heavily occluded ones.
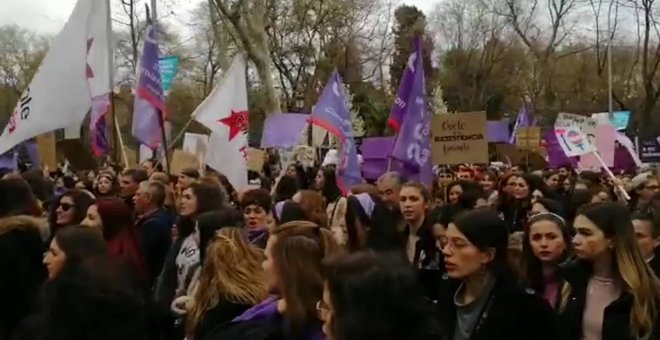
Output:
[614,234,660,339]
[296,190,329,229]
[186,228,267,337]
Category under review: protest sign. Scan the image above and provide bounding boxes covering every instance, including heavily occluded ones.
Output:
[170,149,200,175]
[639,135,660,163]
[247,148,266,172]
[182,133,209,165]
[293,145,317,168]
[516,127,541,150]
[591,111,630,131]
[431,112,488,165]
[36,133,57,169]
[554,113,597,157]
[579,124,616,168]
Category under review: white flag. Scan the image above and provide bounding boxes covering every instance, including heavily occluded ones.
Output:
[193,56,248,189]
[0,0,110,155]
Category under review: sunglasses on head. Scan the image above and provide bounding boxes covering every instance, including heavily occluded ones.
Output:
[58,203,73,212]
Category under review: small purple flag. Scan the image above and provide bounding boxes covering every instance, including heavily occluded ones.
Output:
[132,23,166,148]
[388,37,422,132]
[509,103,536,144]
[389,36,433,187]
[310,71,362,194]
[90,93,110,157]
[261,113,309,148]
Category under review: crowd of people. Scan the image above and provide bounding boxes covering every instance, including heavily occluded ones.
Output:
[0,157,660,340]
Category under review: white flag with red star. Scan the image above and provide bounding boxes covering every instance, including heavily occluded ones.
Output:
[193,55,249,189]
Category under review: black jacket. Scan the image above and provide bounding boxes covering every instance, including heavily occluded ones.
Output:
[193,300,252,340]
[435,274,559,340]
[558,260,660,340]
[0,215,48,340]
[135,209,174,286]
[649,249,660,279]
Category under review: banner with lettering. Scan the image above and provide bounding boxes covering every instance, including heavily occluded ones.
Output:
[431,112,488,165]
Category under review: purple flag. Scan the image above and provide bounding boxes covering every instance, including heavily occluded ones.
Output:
[388,37,422,132]
[361,137,401,180]
[544,129,578,168]
[389,37,433,187]
[23,140,39,167]
[261,113,309,148]
[310,71,362,194]
[132,23,166,148]
[90,94,110,157]
[509,103,536,144]
[487,121,510,142]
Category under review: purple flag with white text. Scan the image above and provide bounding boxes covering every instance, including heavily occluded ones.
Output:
[389,37,433,187]
[509,103,536,144]
[388,37,422,132]
[132,23,166,148]
[310,71,362,194]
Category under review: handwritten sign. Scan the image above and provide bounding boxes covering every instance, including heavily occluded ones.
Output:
[516,127,541,150]
[554,113,597,157]
[431,111,488,165]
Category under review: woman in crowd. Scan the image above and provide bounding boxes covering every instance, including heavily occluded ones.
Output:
[445,180,466,206]
[437,208,558,340]
[529,197,562,217]
[319,251,442,340]
[559,202,660,340]
[24,226,148,340]
[507,174,545,233]
[399,182,436,268]
[200,221,338,340]
[293,190,329,229]
[317,166,347,247]
[522,213,572,310]
[94,172,117,198]
[0,178,48,339]
[186,228,268,339]
[497,173,519,229]
[272,201,310,227]
[82,198,146,281]
[543,170,561,192]
[477,170,499,205]
[155,182,227,339]
[49,189,95,238]
[273,175,299,203]
[241,189,273,248]
[344,193,401,252]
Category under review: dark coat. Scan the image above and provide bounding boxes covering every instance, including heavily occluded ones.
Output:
[435,274,559,340]
[0,215,48,340]
[558,260,660,340]
[193,300,252,340]
[135,208,174,286]
[648,249,660,279]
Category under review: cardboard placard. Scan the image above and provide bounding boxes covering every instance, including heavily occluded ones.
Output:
[36,133,57,170]
[516,127,541,150]
[431,112,488,165]
[293,145,317,167]
[170,149,200,176]
[247,148,266,172]
[182,133,209,164]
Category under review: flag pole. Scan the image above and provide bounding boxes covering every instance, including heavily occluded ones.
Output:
[105,0,129,167]
[148,1,170,170]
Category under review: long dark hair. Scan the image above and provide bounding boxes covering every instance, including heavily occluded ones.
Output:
[0,177,41,218]
[31,226,147,340]
[324,251,442,340]
[320,166,341,203]
[49,190,95,235]
[452,208,513,281]
[345,193,401,252]
[178,182,227,239]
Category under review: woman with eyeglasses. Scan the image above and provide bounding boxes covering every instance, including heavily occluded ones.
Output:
[436,208,559,340]
[319,250,443,340]
[522,213,572,311]
[49,189,95,239]
[199,221,339,340]
[559,202,660,340]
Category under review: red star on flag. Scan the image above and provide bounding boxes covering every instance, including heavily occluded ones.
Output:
[218,110,249,141]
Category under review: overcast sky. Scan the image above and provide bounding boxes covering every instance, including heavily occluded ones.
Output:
[0,0,441,33]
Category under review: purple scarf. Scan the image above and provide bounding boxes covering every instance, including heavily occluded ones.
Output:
[233,297,326,340]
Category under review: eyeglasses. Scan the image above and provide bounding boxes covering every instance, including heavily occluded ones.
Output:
[58,203,73,212]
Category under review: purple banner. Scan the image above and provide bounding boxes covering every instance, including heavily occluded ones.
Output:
[261,113,309,148]
[487,121,510,143]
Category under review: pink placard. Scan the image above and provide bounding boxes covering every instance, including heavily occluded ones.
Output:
[579,124,616,169]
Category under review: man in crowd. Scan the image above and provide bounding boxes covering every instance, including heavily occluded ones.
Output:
[632,212,660,277]
[120,169,149,207]
[134,180,174,285]
[377,171,404,209]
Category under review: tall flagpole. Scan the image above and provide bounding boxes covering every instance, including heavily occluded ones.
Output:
[148,0,170,170]
[106,0,129,167]
[607,0,614,118]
